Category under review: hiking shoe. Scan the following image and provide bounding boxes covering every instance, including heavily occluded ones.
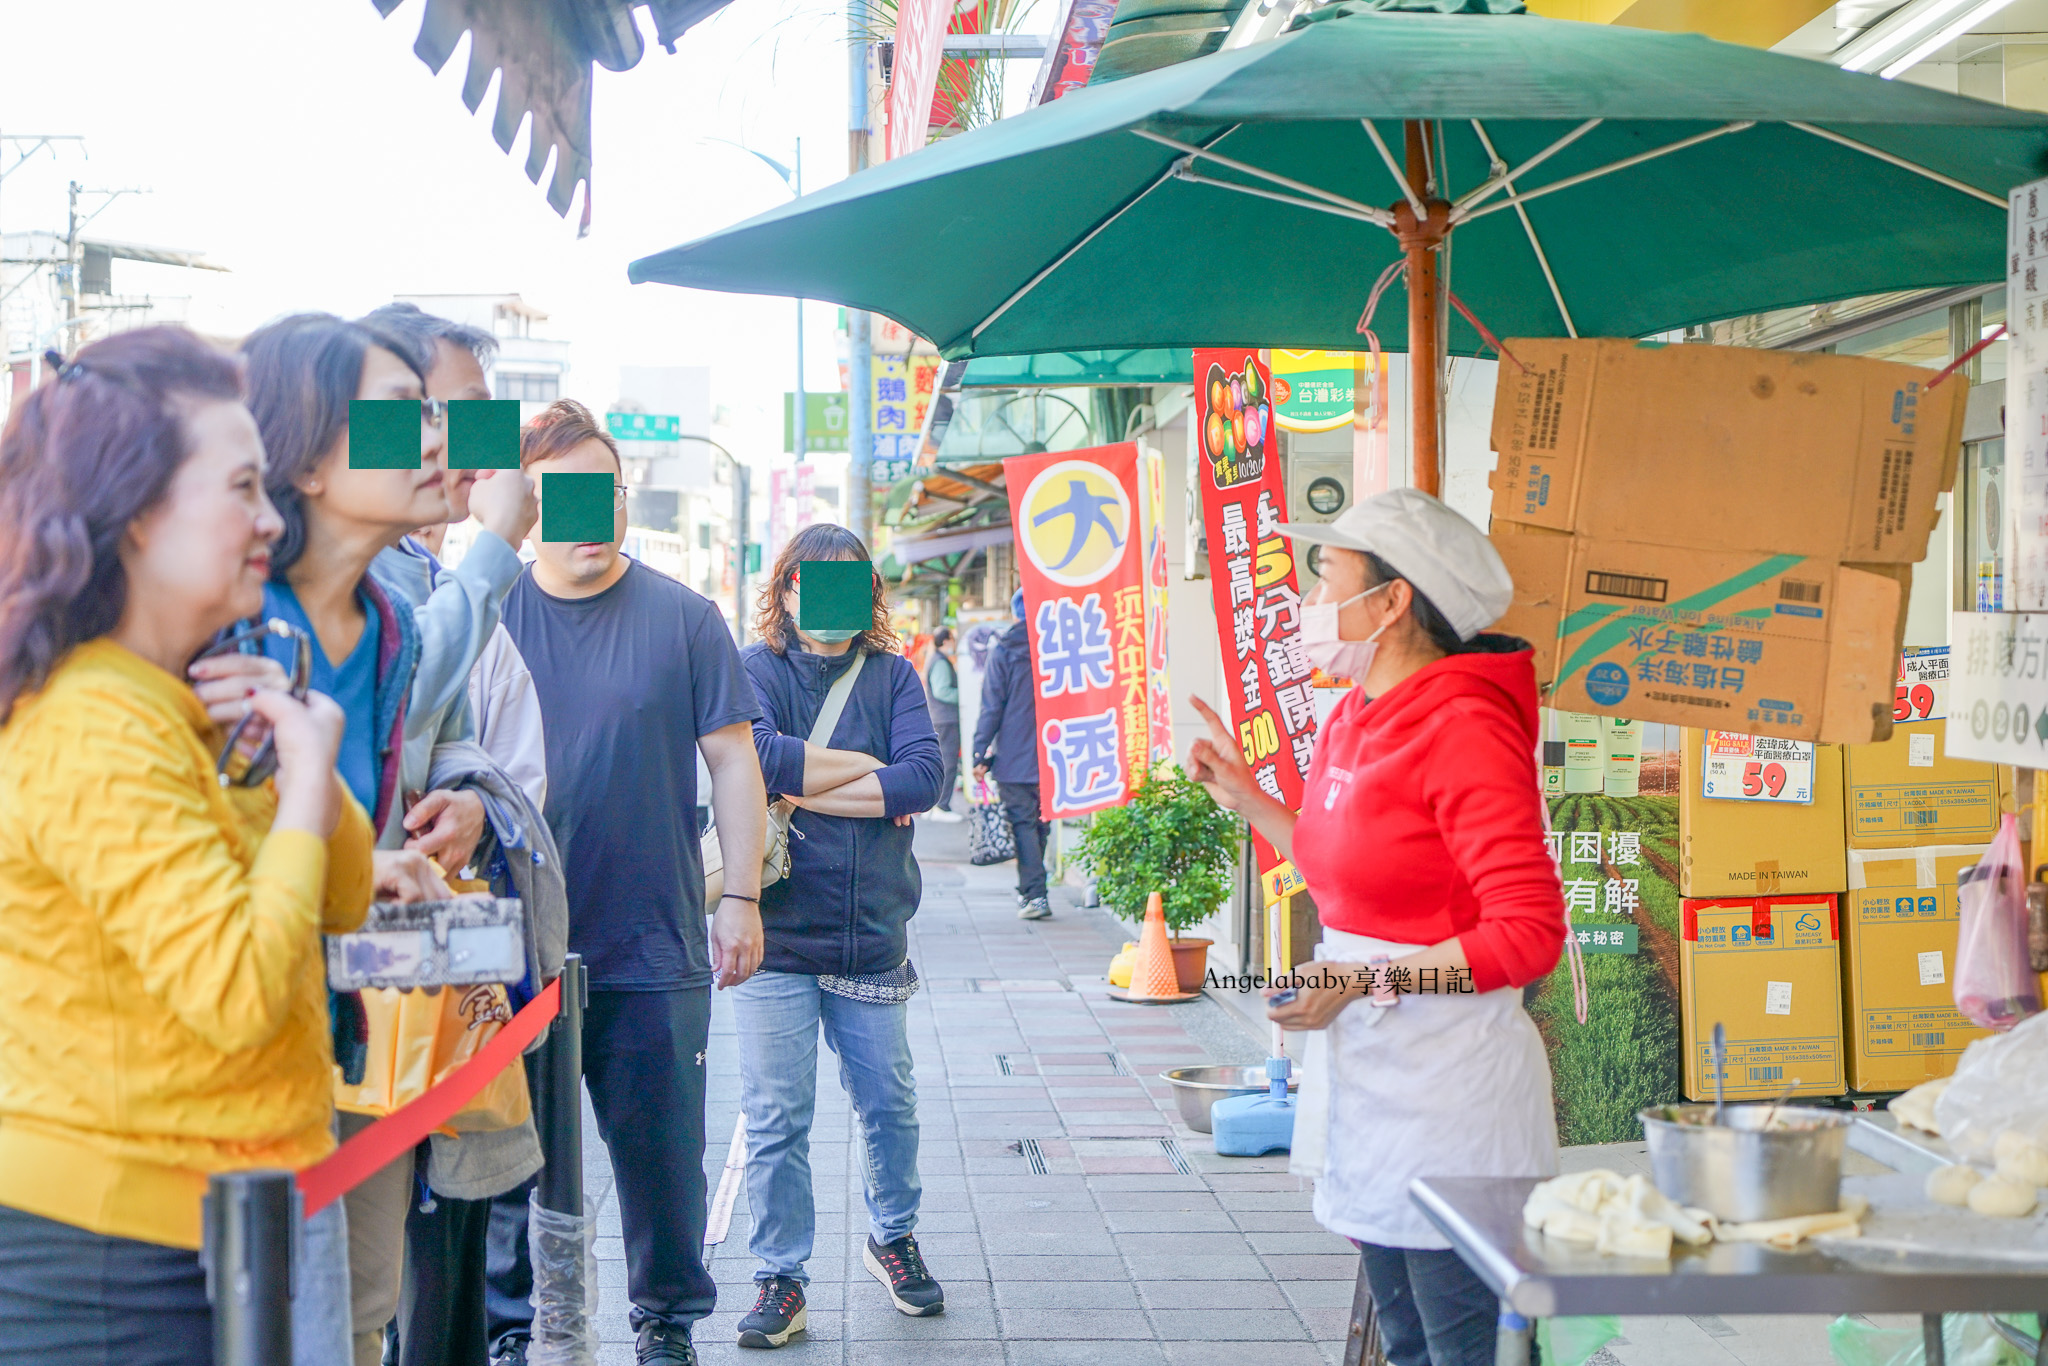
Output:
[636,1322,699,1365]
[737,1276,807,1348]
[1018,896,1052,920]
[489,1340,529,1366]
[864,1233,945,1316]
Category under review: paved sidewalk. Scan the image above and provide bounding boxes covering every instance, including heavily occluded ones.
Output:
[572,821,1883,1366]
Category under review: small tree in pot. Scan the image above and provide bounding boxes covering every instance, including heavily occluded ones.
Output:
[1074,766,1241,989]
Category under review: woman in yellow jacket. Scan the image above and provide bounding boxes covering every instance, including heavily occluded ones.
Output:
[0,328,374,1366]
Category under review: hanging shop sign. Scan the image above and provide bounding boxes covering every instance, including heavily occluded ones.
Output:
[1699,732,1817,804]
[871,353,943,485]
[2010,176,2048,609]
[1948,612,2048,763]
[1194,347,1315,883]
[1270,350,1354,432]
[1006,442,1165,818]
[784,392,851,453]
[1143,444,1174,768]
[1031,0,1117,105]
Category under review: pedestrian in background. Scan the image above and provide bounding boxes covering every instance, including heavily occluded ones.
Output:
[0,327,376,1365]
[922,625,962,821]
[241,312,473,1366]
[972,588,1052,920]
[501,399,769,1366]
[732,525,946,1350]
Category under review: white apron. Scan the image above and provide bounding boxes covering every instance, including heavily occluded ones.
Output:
[1289,927,1559,1249]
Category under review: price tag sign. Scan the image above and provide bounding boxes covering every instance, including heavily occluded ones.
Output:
[1895,646,1947,722]
[1700,732,1816,804]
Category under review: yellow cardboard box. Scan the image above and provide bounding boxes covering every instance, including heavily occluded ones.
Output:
[1843,720,2004,849]
[1678,729,1846,898]
[1841,845,1992,1092]
[1678,894,1845,1101]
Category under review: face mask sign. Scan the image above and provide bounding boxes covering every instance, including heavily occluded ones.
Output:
[797,559,874,644]
[1300,580,1392,681]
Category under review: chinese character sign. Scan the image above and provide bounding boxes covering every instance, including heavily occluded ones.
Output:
[1006,443,1157,818]
[1948,612,2048,763]
[870,354,943,485]
[1194,348,1312,875]
[1142,444,1174,766]
[1031,0,1117,105]
[2011,176,2048,609]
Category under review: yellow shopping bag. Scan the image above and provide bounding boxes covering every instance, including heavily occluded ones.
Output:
[334,983,531,1134]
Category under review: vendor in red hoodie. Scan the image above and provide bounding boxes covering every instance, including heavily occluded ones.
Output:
[1189,488,1565,1366]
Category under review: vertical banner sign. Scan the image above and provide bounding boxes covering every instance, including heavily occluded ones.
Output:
[1006,442,1154,818]
[1194,348,1315,884]
[1031,0,1117,105]
[886,0,952,160]
[2008,176,2048,609]
[1142,445,1174,766]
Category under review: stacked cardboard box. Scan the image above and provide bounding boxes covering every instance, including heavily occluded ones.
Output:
[1677,895,1845,1101]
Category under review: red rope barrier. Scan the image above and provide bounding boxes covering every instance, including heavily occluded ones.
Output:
[298,976,561,1215]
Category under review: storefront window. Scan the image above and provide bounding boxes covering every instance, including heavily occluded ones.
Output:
[1829,304,1951,368]
[1980,286,2008,386]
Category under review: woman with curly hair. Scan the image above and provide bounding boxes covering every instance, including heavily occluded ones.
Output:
[729,522,945,1350]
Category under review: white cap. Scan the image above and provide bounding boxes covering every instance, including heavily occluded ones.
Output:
[1275,488,1511,640]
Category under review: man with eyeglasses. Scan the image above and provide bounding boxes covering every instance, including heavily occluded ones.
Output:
[500,399,768,1366]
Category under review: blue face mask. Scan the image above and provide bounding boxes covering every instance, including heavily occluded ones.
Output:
[807,628,861,644]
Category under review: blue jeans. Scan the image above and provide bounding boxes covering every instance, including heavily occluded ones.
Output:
[731,972,921,1283]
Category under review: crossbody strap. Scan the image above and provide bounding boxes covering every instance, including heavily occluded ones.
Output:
[807,649,867,746]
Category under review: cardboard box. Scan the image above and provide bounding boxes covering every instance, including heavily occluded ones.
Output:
[1493,523,1909,742]
[1490,339,1966,564]
[1841,845,1993,1091]
[1678,894,1846,1101]
[1678,730,1847,898]
[1844,720,2004,848]
[1488,339,1964,744]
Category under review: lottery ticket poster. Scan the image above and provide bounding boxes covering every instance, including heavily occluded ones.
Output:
[1535,726,1684,1144]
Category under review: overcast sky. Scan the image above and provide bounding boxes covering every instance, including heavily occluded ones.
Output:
[0,0,975,460]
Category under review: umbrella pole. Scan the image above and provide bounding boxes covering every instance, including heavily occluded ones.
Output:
[1400,121,1448,498]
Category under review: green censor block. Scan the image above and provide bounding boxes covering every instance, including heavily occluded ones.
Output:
[349,399,421,469]
[448,399,521,470]
[799,559,874,632]
[540,472,616,543]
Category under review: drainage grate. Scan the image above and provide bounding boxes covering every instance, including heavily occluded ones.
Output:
[995,1054,1015,1075]
[1106,1051,1131,1076]
[1160,1138,1196,1175]
[1007,1138,1049,1174]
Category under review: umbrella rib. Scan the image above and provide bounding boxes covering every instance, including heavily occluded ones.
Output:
[1362,120,1429,220]
[1470,121,1576,339]
[1786,122,2005,209]
[1174,166,1397,229]
[1132,129,1395,226]
[1448,119,1603,223]
[966,150,1198,344]
[1460,121,1756,224]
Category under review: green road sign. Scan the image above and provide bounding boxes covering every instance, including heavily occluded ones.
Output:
[784,392,851,453]
[606,412,681,442]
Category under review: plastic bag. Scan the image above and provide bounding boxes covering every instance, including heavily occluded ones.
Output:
[1828,1312,2038,1366]
[1537,1315,1621,1366]
[527,1192,598,1366]
[1933,1008,2048,1161]
[1954,815,2040,1032]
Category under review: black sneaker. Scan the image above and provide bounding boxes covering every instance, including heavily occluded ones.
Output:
[864,1233,944,1316]
[736,1275,808,1348]
[636,1322,699,1365]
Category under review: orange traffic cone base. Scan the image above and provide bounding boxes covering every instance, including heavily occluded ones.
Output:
[1107,891,1201,1004]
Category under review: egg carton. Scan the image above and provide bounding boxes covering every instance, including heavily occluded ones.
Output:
[326,897,526,991]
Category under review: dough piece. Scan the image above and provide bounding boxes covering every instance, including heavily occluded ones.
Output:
[1925,1164,1983,1206]
[1891,1077,1947,1134]
[1717,1197,1870,1249]
[1537,1208,1604,1244]
[1995,1133,2048,1187]
[1594,1214,1674,1260]
[1968,1176,2038,1218]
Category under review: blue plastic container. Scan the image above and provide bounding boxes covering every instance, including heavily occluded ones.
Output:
[1210,1057,1295,1157]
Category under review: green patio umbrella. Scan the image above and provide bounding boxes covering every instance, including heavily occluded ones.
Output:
[629,0,2048,490]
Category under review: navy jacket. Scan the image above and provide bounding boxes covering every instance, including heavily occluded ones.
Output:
[971,620,1039,785]
[744,638,945,976]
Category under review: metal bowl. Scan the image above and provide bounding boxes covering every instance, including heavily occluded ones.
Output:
[1162,1065,1297,1134]
[1639,1104,1852,1223]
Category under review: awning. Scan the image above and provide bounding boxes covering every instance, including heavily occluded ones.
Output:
[959,349,1192,387]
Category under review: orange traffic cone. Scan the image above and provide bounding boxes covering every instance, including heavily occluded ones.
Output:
[1116,892,1197,1003]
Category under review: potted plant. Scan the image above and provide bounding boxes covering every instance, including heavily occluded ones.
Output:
[1074,765,1242,992]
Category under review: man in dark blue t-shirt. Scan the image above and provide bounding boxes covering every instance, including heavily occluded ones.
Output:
[500,401,767,1366]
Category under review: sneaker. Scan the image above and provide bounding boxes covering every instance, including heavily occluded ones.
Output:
[864,1233,945,1316]
[924,807,963,823]
[489,1341,529,1366]
[736,1276,807,1349]
[636,1322,700,1366]
[1017,896,1052,920]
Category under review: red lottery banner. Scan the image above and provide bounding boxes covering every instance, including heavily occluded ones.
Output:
[1006,442,1159,819]
[1194,348,1316,885]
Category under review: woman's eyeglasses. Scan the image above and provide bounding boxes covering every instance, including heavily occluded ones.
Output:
[197,619,313,788]
[421,398,448,429]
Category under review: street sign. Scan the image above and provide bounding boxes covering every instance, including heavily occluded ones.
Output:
[783,392,851,452]
[607,413,681,441]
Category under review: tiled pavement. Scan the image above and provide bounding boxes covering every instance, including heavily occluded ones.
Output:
[569,819,1894,1365]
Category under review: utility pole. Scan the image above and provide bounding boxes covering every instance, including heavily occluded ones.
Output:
[846,1,875,547]
[793,138,806,473]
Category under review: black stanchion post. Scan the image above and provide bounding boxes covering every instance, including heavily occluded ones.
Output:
[202,1169,295,1366]
[536,953,586,1215]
